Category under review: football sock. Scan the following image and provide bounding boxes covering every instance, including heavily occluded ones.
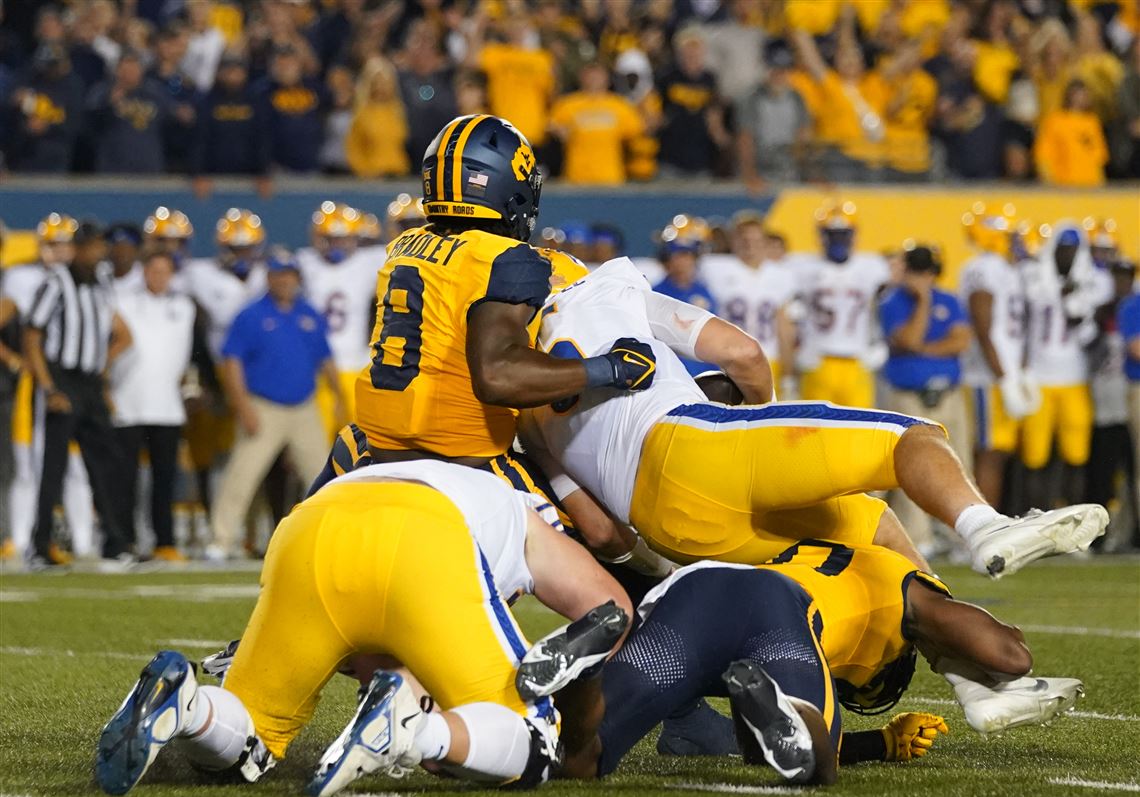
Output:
[954,504,1002,544]
[450,702,532,780]
[414,712,452,761]
[177,685,254,770]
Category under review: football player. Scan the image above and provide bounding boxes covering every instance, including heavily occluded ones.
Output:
[385,191,426,241]
[351,114,657,561]
[357,212,383,247]
[180,209,268,513]
[297,202,383,439]
[1084,216,1119,271]
[959,204,1038,507]
[795,201,891,408]
[564,539,1080,783]
[702,211,798,397]
[95,461,631,796]
[1021,222,1109,508]
[519,256,1107,578]
[142,206,194,269]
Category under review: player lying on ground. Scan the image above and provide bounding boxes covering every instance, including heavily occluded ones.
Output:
[519,256,1108,579]
[94,461,632,797]
[561,540,1081,785]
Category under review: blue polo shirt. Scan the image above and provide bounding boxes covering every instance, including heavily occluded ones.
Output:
[653,276,718,376]
[1119,292,1140,382]
[879,286,966,391]
[222,293,332,405]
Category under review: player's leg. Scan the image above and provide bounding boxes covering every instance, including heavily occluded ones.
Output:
[906,577,1084,734]
[969,386,1012,506]
[312,483,561,795]
[1020,386,1058,510]
[1055,384,1093,505]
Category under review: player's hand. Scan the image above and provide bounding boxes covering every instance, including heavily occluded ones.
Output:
[46,389,72,414]
[999,370,1036,419]
[238,403,260,436]
[602,338,657,391]
[881,712,949,761]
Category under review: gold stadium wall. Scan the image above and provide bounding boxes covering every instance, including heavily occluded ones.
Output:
[764,186,1140,287]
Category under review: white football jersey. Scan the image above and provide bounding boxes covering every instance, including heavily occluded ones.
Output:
[329,459,536,600]
[181,258,267,357]
[794,253,890,360]
[2,263,46,316]
[702,254,796,361]
[959,253,1028,386]
[520,258,709,523]
[296,245,385,372]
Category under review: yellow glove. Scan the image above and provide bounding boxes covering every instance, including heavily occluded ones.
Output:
[881,712,950,762]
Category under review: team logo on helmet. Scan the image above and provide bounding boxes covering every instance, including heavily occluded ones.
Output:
[511,142,536,181]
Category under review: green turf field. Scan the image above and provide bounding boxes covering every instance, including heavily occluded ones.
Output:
[2,557,1138,797]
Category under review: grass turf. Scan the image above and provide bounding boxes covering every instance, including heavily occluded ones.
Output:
[1,557,1138,796]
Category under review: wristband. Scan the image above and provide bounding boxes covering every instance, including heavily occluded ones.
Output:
[583,355,617,389]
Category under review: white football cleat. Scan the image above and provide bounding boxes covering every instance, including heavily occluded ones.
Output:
[95,651,199,795]
[517,600,628,701]
[968,504,1108,578]
[308,671,424,797]
[955,676,1085,734]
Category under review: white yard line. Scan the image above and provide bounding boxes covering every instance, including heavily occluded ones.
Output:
[0,591,39,602]
[1020,624,1140,640]
[1048,778,1140,792]
[0,646,144,661]
[158,639,231,648]
[667,785,797,795]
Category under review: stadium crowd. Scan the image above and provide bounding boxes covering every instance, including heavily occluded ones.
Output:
[0,194,1137,568]
[2,0,1140,185]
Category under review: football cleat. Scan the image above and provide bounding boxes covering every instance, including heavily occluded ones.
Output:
[516,600,629,701]
[308,671,424,797]
[968,504,1108,578]
[955,675,1084,734]
[723,660,815,783]
[95,651,198,795]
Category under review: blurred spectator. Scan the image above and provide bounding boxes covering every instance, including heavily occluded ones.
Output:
[191,52,270,179]
[256,45,326,173]
[1031,20,1074,121]
[396,20,457,170]
[613,48,661,181]
[105,222,145,293]
[307,0,364,75]
[653,221,717,376]
[52,5,107,89]
[208,252,341,560]
[473,14,555,152]
[535,0,593,92]
[591,223,625,263]
[319,64,355,174]
[345,57,410,178]
[22,221,133,569]
[181,0,227,92]
[110,251,196,562]
[1113,39,1140,177]
[1073,13,1123,123]
[7,44,84,172]
[79,1,122,77]
[1034,79,1109,186]
[86,50,169,173]
[657,26,729,176]
[549,61,643,185]
[247,0,320,80]
[932,25,1006,179]
[149,25,199,173]
[736,39,809,188]
[868,41,938,180]
[455,68,489,115]
[791,12,885,181]
[700,0,766,106]
[879,245,972,555]
[1119,271,1140,544]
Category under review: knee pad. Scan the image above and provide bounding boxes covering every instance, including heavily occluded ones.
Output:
[505,717,563,790]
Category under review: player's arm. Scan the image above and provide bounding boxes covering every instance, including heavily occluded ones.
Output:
[1129,334,1140,361]
[0,296,21,372]
[525,507,634,637]
[967,290,1005,379]
[643,288,772,402]
[922,321,971,357]
[467,302,656,408]
[775,304,797,386]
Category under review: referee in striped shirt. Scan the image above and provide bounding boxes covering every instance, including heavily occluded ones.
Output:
[23,220,134,568]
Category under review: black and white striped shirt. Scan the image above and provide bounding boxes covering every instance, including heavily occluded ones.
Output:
[27,264,115,374]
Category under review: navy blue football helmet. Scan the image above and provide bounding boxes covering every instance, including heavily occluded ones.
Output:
[421,114,542,242]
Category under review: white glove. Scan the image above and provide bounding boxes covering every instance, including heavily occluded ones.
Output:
[999,370,1038,420]
[861,341,889,371]
[1019,372,1042,415]
[1062,289,1093,320]
[1073,317,1099,346]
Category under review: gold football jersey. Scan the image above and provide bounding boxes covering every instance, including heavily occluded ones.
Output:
[355,225,558,458]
